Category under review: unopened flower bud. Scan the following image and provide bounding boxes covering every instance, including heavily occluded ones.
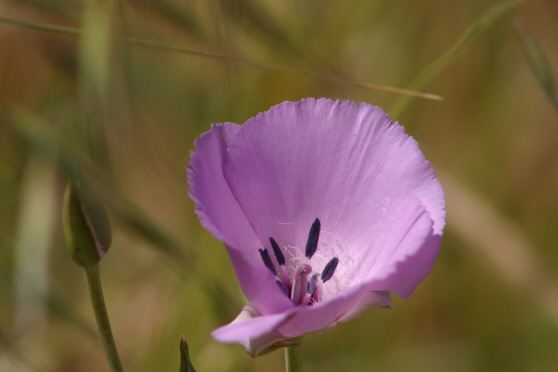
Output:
[63,181,112,267]
[179,336,197,372]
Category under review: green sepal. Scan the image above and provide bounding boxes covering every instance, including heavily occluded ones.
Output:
[253,338,298,357]
[63,181,112,267]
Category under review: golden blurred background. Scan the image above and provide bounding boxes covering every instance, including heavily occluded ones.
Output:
[1,0,558,371]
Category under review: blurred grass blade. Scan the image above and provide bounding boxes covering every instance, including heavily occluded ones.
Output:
[0,16,440,101]
[43,286,147,372]
[390,0,524,119]
[509,11,558,112]
[0,328,48,372]
[132,1,205,40]
[7,109,242,315]
[46,288,147,372]
[80,1,113,99]
[9,108,192,266]
[78,0,115,169]
[218,0,303,59]
[13,155,56,337]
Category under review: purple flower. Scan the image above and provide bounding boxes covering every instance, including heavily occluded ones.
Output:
[188,98,445,356]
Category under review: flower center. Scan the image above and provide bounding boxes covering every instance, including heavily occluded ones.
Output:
[257,218,339,306]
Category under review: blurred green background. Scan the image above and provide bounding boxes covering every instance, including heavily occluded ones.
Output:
[1,0,558,371]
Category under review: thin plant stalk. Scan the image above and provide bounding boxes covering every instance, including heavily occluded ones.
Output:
[509,11,558,112]
[83,265,124,372]
[285,338,303,372]
[389,0,524,119]
[0,16,441,101]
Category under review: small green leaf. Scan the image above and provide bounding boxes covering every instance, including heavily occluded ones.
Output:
[63,181,112,267]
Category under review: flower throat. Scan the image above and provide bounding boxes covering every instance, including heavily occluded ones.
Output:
[258,218,339,306]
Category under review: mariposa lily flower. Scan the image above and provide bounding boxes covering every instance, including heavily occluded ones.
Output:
[188,98,445,356]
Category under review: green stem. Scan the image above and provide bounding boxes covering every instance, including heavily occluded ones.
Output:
[285,337,303,372]
[84,265,124,372]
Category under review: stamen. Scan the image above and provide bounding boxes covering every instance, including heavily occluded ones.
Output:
[276,279,289,296]
[305,218,321,259]
[321,257,339,283]
[307,273,319,297]
[269,236,285,265]
[258,248,277,275]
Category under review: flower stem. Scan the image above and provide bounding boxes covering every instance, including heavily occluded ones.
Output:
[285,337,303,372]
[84,265,124,372]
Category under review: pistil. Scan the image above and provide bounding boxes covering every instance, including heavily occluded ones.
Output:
[290,264,312,305]
[257,218,340,306]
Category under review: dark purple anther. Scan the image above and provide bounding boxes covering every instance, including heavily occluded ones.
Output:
[269,236,285,265]
[258,248,277,275]
[276,279,289,296]
[307,273,319,297]
[321,257,339,283]
[305,218,321,259]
